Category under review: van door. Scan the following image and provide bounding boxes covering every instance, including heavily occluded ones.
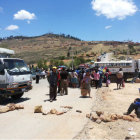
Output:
[138,59,140,72]
[0,60,6,88]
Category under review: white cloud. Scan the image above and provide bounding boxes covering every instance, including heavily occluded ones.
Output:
[14,10,36,20]
[5,25,19,30]
[105,25,112,29]
[0,7,3,13]
[27,20,31,24]
[91,0,138,20]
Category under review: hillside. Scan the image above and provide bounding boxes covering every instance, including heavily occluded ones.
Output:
[0,33,140,64]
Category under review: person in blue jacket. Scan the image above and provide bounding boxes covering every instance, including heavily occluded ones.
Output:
[124,98,140,118]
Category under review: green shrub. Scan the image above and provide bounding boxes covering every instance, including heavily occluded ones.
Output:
[58,56,65,60]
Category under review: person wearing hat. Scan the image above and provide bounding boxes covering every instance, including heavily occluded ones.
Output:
[81,69,93,97]
[47,66,58,102]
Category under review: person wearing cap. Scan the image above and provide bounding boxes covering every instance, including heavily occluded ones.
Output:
[47,66,58,102]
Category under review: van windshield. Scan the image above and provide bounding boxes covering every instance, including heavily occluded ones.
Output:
[4,59,31,75]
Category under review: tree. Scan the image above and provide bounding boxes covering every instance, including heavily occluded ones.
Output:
[67,51,70,57]
[128,43,134,50]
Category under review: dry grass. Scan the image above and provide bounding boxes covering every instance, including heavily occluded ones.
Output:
[0,35,140,64]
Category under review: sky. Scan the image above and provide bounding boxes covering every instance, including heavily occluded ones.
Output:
[0,0,140,42]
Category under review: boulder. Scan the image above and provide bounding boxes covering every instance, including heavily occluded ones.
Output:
[6,103,16,111]
[0,106,10,113]
[56,112,64,115]
[42,110,50,115]
[61,106,73,109]
[86,114,90,118]
[110,114,118,121]
[96,111,104,117]
[76,110,82,113]
[15,104,24,109]
[96,119,102,124]
[91,112,99,121]
[34,105,43,113]
[129,114,137,118]
[50,109,58,114]
[122,115,134,121]
[100,114,112,122]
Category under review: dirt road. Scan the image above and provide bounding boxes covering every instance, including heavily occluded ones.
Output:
[0,79,96,139]
[77,83,140,140]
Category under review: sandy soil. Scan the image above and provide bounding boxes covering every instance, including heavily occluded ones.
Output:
[0,79,140,139]
[76,83,140,140]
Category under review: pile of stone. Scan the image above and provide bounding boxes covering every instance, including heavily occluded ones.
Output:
[0,103,24,113]
[86,111,139,124]
[34,105,73,115]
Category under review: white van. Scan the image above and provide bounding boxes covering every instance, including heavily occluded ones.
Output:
[0,49,32,99]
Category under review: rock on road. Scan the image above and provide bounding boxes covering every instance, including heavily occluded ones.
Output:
[0,79,96,139]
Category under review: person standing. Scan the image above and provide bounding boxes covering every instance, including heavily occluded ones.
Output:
[98,68,103,88]
[71,70,78,88]
[81,70,93,97]
[47,67,58,102]
[116,68,123,90]
[104,69,111,87]
[94,69,100,89]
[60,67,69,95]
[36,67,40,84]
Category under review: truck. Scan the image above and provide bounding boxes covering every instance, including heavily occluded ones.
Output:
[0,48,32,99]
[94,59,140,81]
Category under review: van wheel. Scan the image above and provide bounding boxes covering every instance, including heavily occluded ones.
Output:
[11,93,24,100]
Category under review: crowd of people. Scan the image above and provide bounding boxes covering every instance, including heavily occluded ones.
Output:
[30,65,140,118]
[46,66,111,102]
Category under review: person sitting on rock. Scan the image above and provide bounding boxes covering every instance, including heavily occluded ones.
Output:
[124,98,140,118]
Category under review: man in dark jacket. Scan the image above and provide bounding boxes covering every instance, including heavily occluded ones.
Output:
[124,98,140,118]
[47,67,58,102]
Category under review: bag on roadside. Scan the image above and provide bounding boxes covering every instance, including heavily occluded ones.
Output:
[107,80,110,84]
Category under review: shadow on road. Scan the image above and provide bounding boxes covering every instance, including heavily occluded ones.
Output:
[44,99,50,102]
[79,96,91,98]
[0,97,31,105]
